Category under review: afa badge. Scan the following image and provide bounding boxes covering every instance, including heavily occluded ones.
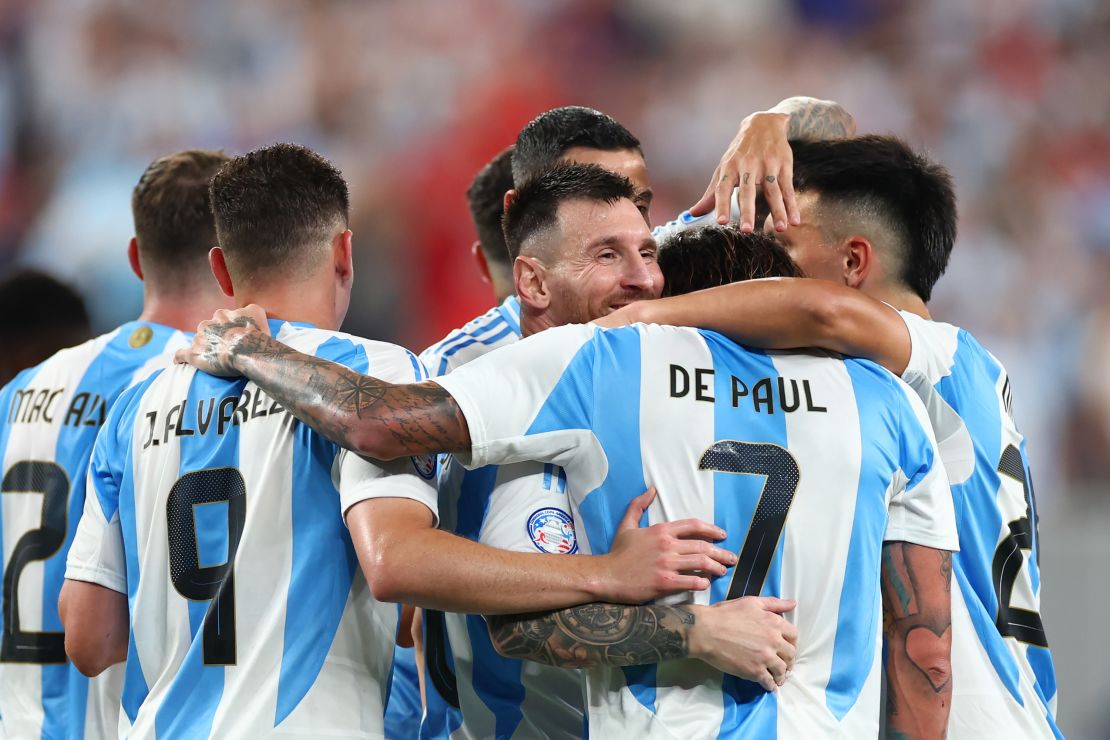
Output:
[527,507,578,554]
[411,454,437,480]
[129,326,153,348]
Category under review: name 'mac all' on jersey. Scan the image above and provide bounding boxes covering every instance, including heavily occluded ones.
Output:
[898,312,1060,739]
[418,295,586,740]
[435,323,960,739]
[0,321,189,740]
[64,320,438,739]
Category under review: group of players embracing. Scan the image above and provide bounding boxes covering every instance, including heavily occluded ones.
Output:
[0,96,1061,739]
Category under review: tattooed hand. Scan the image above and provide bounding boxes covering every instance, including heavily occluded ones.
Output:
[175,305,270,376]
[487,595,797,692]
[689,96,855,232]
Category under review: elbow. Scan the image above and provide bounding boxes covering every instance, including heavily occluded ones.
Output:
[347,425,403,462]
[798,283,851,346]
[912,640,952,691]
[65,632,120,677]
[362,549,408,604]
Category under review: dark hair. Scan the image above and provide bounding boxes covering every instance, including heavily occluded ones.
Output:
[502,163,636,260]
[209,143,349,276]
[512,106,641,186]
[790,135,956,302]
[0,269,91,384]
[659,226,803,296]
[132,149,228,274]
[467,146,515,270]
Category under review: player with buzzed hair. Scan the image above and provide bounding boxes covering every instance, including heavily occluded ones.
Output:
[0,148,232,739]
[602,135,1061,738]
[174,169,959,738]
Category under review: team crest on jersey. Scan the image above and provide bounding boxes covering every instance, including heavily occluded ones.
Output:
[411,453,437,480]
[129,326,153,348]
[527,507,578,554]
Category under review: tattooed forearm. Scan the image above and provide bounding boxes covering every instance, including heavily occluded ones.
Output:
[488,603,695,668]
[881,542,953,740]
[769,96,855,141]
[229,331,470,459]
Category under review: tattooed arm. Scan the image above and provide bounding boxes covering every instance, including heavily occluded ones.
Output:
[175,306,469,460]
[691,96,855,230]
[881,542,953,739]
[488,596,799,693]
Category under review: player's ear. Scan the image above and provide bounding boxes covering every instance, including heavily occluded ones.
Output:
[514,255,549,311]
[842,236,873,289]
[503,189,517,212]
[471,241,492,286]
[334,229,354,287]
[208,247,236,298]
[127,237,144,281]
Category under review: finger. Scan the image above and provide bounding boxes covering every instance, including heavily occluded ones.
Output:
[714,169,737,224]
[782,619,799,646]
[689,168,720,217]
[758,597,797,614]
[778,638,796,667]
[770,658,789,687]
[174,348,190,365]
[756,670,777,693]
[664,574,711,593]
[763,173,788,232]
[663,518,727,542]
[738,165,760,232]
[669,553,728,577]
[675,540,737,567]
[616,487,657,531]
[780,156,799,226]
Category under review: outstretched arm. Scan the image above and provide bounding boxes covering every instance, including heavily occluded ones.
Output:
[176,307,468,461]
[596,278,911,375]
[488,596,798,693]
[881,542,953,739]
[691,96,856,229]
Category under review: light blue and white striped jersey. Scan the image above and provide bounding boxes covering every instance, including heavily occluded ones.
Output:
[436,323,959,739]
[0,321,188,740]
[418,296,584,740]
[64,320,438,739]
[419,296,521,377]
[898,312,1060,739]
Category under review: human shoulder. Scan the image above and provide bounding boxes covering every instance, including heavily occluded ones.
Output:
[275,321,425,384]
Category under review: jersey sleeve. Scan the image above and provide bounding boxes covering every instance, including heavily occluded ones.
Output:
[64,381,144,594]
[327,339,440,524]
[432,323,602,470]
[899,310,954,387]
[883,377,960,552]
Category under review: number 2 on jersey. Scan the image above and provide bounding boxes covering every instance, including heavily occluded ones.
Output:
[166,467,246,665]
[699,441,800,600]
[1,460,69,663]
[993,445,1047,647]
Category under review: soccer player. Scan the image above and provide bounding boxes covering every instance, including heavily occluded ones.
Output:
[601,136,1062,738]
[174,169,960,739]
[413,100,853,739]
[0,149,232,739]
[0,269,91,385]
[64,145,768,737]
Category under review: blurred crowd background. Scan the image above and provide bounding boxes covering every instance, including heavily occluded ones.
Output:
[1,0,1107,735]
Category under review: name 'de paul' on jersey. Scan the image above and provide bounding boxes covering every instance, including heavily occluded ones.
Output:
[669,364,828,415]
[141,387,294,450]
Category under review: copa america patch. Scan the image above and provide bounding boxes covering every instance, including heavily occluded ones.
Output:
[527,507,578,554]
[410,454,437,480]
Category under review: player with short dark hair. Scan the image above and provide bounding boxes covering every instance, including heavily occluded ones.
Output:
[0,149,231,740]
[657,227,804,297]
[0,269,91,385]
[467,145,516,302]
[512,106,642,186]
[601,135,1060,738]
[176,219,958,738]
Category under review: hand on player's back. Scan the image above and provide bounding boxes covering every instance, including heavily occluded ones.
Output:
[176,304,270,376]
[601,487,738,604]
[688,596,798,692]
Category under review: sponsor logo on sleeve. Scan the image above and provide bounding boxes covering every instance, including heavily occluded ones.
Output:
[527,507,578,554]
